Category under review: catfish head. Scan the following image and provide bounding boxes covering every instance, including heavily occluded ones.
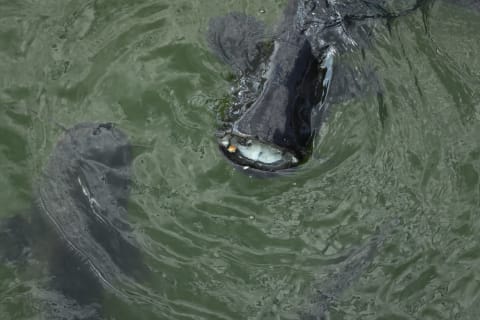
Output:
[208,2,334,174]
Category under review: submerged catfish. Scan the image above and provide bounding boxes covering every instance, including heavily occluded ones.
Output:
[1,123,146,319]
[36,123,147,290]
[208,0,476,173]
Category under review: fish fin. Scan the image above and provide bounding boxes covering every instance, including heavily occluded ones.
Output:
[206,12,271,74]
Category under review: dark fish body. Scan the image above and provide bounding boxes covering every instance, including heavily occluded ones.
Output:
[35,123,146,295]
[229,5,324,167]
[210,0,334,172]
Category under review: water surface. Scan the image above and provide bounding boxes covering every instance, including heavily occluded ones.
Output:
[1,0,480,319]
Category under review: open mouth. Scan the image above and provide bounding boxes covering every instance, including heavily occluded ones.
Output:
[219,133,299,171]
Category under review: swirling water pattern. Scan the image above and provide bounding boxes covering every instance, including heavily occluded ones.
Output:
[1,0,480,319]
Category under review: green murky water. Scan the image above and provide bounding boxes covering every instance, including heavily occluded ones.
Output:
[1,1,480,319]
